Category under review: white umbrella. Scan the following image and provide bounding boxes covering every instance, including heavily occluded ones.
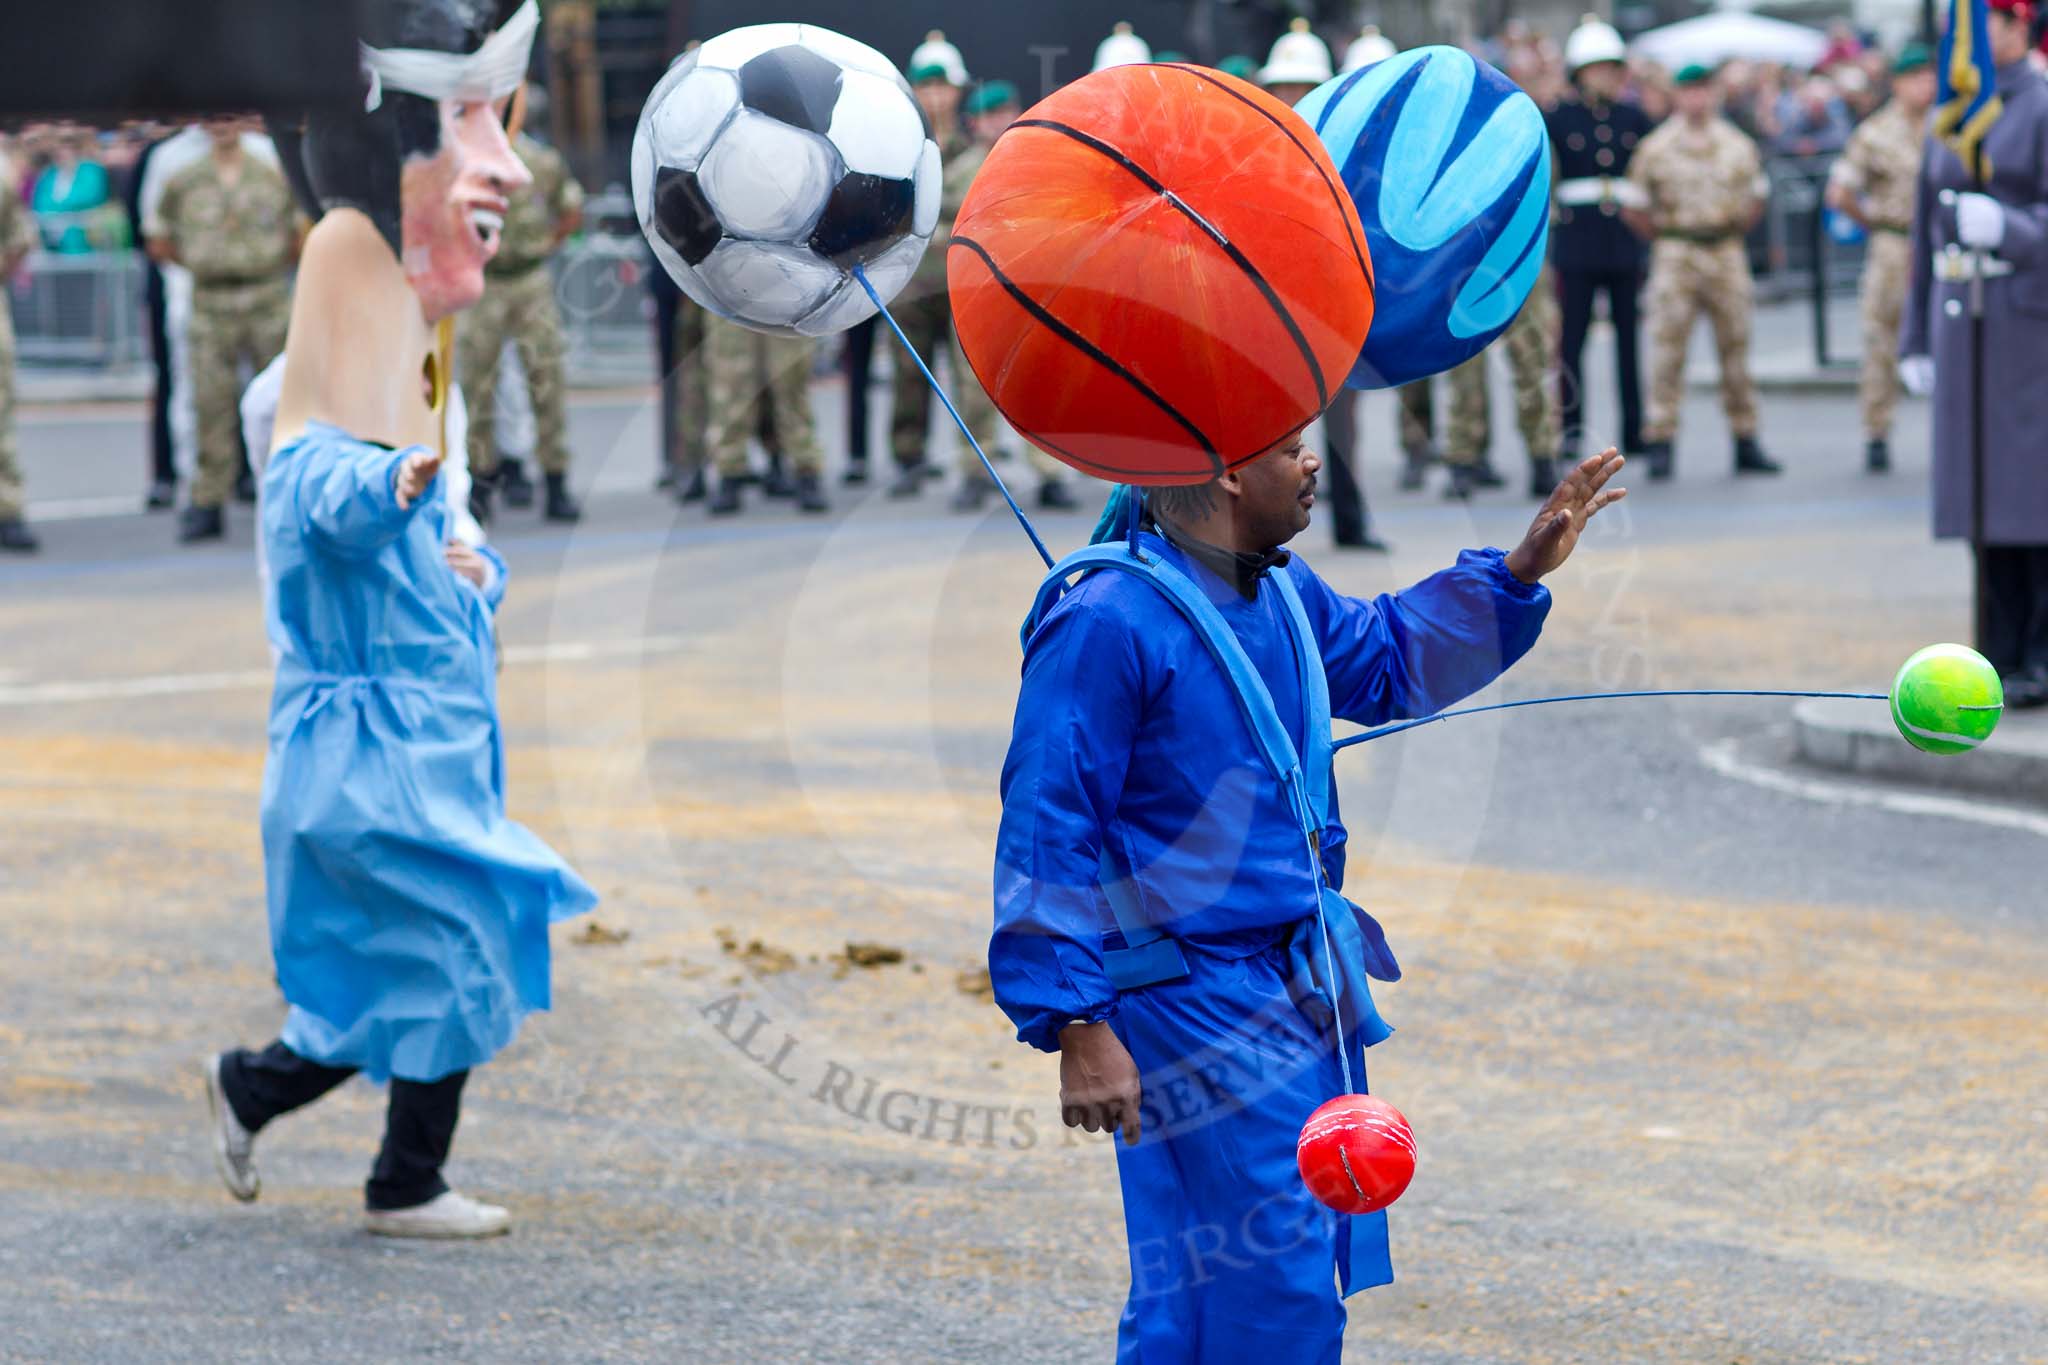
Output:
[1632,12,1830,69]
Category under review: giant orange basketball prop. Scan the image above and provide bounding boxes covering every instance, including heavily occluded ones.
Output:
[948,64,1374,486]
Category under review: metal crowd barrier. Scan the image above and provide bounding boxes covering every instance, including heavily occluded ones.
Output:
[6,248,147,369]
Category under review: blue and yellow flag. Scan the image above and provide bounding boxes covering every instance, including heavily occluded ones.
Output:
[1935,0,2004,174]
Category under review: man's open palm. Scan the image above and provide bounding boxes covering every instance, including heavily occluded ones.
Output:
[1505,449,1626,584]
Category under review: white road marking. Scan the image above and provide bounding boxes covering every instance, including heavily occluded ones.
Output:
[0,636,690,708]
[1699,736,2048,840]
[24,495,152,522]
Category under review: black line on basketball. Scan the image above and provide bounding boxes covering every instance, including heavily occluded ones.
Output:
[1011,117,1329,412]
[950,234,1226,478]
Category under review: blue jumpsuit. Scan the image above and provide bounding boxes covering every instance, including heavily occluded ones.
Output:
[260,422,596,1084]
[992,531,1549,1361]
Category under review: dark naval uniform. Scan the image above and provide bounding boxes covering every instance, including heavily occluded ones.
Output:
[1547,92,1653,458]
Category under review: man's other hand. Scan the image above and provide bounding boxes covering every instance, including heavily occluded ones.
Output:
[394,449,445,510]
[1058,1021,1143,1145]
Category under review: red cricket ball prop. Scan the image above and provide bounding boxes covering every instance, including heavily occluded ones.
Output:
[948,62,1374,486]
[1296,1094,1416,1215]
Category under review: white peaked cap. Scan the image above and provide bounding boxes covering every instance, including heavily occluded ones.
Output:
[909,29,968,86]
[1565,14,1627,72]
[1262,19,1334,86]
[1341,26,1397,72]
[1093,21,1152,73]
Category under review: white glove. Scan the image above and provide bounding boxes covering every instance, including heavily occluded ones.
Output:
[1956,192,2006,250]
[1899,354,1935,397]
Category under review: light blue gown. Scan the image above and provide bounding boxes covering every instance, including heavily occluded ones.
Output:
[993,530,1550,1363]
[259,422,595,1083]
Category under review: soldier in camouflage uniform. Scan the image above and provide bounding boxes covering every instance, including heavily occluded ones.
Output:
[1443,266,1563,500]
[1826,44,1934,473]
[0,167,36,552]
[150,117,300,542]
[704,316,827,516]
[1625,64,1781,480]
[457,129,585,522]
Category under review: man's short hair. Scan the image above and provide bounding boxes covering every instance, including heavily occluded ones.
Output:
[1147,479,1218,524]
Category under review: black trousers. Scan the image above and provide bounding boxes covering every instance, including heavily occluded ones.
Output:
[144,263,175,486]
[1558,267,1643,457]
[220,1041,468,1211]
[843,316,879,467]
[1319,392,1371,543]
[1980,545,2048,678]
[651,264,682,480]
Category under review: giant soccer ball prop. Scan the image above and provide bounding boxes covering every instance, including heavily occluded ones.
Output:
[1295,47,1551,389]
[632,24,941,336]
[948,63,1373,486]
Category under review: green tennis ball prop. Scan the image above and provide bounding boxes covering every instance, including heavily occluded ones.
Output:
[1890,644,2003,755]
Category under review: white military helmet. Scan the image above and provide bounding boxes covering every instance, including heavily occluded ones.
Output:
[1341,26,1397,72]
[1564,14,1627,73]
[1092,21,1152,73]
[1260,18,1334,86]
[908,29,968,87]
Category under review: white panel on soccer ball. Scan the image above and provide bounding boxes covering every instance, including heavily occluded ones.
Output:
[699,239,844,328]
[698,112,840,242]
[794,278,877,337]
[857,231,929,308]
[827,70,927,180]
[630,128,656,223]
[647,67,740,171]
[911,140,942,238]
[696,23,801,73]
[796,26,906,87]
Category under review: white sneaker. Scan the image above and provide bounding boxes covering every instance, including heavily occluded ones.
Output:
[202,1053,260,1203]
[364,1190,510,1240]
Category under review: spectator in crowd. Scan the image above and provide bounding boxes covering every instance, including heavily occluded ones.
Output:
[1770,74,1854,158]
[30,124,115,254]
[0,149,38,552]
[1626,63,1780,479]
[456,91,585,525]
[148,116,300,544]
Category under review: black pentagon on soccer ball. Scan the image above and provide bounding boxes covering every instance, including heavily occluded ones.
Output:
[738,44,844,134]
[653,165,723,267]
[808,172,916,267]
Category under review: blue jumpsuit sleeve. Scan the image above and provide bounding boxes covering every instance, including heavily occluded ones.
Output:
[991,590,1142,1052]
[296,438,424,557]
[475,544,508,612]
[1293,547,1551,725]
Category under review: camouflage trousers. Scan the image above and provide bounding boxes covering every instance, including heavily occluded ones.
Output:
[458,266,571,478]
[1397,379,1435,454]
[190,279,289,508]
[1859,230,1911,441]
[668,297,710,475]
[1444,271,1560,467]
[1643,239,1758,442]
[0,310,20,520]
[705,316,821,477]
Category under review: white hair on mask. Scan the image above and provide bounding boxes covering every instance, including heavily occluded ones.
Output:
[361,0,538,111]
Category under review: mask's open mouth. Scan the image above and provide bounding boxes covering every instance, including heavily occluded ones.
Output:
[468,207,503,254]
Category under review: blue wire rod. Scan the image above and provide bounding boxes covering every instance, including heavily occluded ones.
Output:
[854,267,1055,570]
[1332,689,1893,749]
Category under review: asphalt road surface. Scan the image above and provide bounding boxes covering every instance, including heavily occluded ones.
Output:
[2,354,2043,1364]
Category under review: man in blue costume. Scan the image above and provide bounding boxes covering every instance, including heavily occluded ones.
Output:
[992,437,1624,1359]
[200,0,596,1240]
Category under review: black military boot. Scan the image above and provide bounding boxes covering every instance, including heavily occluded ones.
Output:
[677,468,707,504]
[1443,464,1478,501]
[499,458,536,509]
[1640,441,1674,481]
[1864,439,1891,474]
[888,462,932,499]
[0,517,40,553]
[951,477,993,514]
[1397,443,1433,491]
[1470,459,1507,489]
[1527,456,1557,500]
[794,471,829,514]
[708,480,743,516]
[1733,437,1782,476]
[233,467,257,504]
[178,505,224,543]
[1037,478,1080,511]
[543,472,582,522]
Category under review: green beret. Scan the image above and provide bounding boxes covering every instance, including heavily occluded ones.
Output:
[965,79,1020,115]
[908,62,952,85]
[1154,49,1189,64]
[1673,62,1716,86]
[1217,54,1259,80]
[1894,42,1932,74]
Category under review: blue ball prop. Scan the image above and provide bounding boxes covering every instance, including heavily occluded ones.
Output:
[1295,47,1552,390]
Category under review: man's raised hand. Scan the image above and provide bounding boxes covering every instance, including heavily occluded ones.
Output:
[1504,449,1626,585]
[394,449,445,510]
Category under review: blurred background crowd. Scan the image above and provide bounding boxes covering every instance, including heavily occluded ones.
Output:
[0,0,1998,554]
